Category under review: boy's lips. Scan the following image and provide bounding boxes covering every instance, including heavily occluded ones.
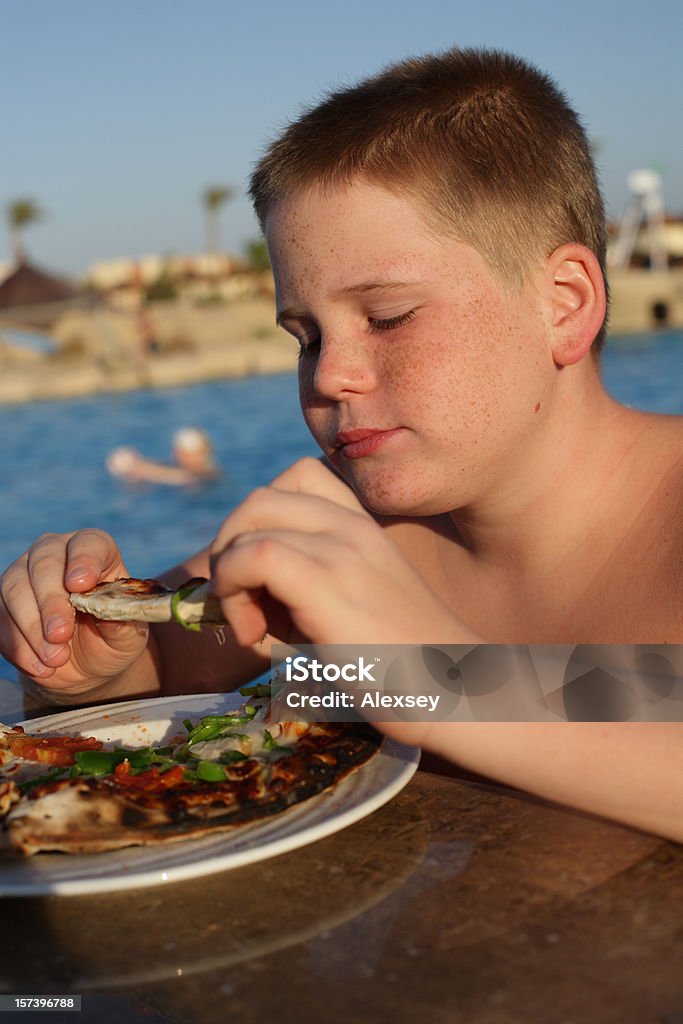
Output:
[334,428,403,459]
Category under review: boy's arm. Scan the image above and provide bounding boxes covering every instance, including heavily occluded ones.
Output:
[411,720,683,843]
[205,459,683,842]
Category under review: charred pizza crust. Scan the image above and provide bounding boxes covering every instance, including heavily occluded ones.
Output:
[1,720,381,856]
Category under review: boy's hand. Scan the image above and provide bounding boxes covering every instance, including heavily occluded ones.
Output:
[0,529,150,695]
[209,458,460,647]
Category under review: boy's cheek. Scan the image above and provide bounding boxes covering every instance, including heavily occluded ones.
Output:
[297,386,329,449]
[298,372,319,419]
[297,363,314,400]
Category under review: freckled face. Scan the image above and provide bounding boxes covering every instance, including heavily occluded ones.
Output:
[265,180,554,516]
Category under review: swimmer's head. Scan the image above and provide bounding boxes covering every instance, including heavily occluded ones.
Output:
[173,427,211,454]
[172,428,216,472]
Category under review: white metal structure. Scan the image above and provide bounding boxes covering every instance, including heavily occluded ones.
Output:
[609,169,668,272]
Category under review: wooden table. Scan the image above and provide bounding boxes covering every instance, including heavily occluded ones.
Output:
[2,675,682,1024]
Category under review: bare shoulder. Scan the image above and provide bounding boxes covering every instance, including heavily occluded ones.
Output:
[619,409,682,487]
[626,408,682,519]
[623,412,683,638]
[646,410,683,448]
[638,411,683,503]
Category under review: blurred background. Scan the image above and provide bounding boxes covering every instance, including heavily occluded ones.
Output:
[0,0,681,679]
[2,0,682,275]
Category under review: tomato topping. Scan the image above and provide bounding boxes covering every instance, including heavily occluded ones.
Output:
[113,762,186,793]
[8,734,103,767]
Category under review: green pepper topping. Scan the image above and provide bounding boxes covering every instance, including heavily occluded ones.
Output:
[74,750,126,775]
[74,747,155,775]
[185,708,257,747]
[195,760,227,782]
[219,749,248,764]
[18,766,70,794]
[185,721,228,746]
[171,583,203,632]
[262,730,293,756]
[238,684,272,698]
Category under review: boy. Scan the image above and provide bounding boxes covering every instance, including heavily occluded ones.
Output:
[1,49,682,837]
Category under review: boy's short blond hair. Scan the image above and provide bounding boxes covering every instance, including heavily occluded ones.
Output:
[250,47,609,348]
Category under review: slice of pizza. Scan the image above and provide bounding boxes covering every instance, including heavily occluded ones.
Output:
[0,691,381,857]
[69,577,225,630]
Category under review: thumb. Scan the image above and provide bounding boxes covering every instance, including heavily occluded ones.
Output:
[94,619,150,654]
[73,616,150,675]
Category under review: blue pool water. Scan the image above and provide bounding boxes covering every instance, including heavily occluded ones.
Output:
[0,329,681,681]
[1,373,318,580]
[602,329,683,413]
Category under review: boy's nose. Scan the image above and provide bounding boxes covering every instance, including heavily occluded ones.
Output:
[311,336,376,400]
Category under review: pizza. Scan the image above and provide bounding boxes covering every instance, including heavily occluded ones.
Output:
[0,685,381,857]
[69,577,225,630]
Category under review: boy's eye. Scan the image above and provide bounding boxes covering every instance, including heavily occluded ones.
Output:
[293,309,416,359]
[297,334,321,359]
[367,310,416,332]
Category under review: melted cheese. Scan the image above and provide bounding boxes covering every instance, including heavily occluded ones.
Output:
[189,717,310,761]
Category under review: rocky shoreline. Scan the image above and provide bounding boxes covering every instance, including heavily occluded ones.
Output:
[0,298,299,404]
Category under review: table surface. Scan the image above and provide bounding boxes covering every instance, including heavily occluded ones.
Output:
[2,676,682,1024]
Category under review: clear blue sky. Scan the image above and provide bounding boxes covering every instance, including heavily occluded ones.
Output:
[2,0,681,276]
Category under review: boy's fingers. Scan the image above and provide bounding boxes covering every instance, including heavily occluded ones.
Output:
[213,529,327,596]
[212,529,343,644]
[89,618,150,654]
[0,557,72,664]
[24,539,78,642]
[0,611,63,680]
[269,457,362,509]
[210,456,368,558]
[0,527,147,694]
[216,590,270,647]
[0,528,128,671]
[64,529,125,588]
[60,617,150,688]
[211,483,368,557]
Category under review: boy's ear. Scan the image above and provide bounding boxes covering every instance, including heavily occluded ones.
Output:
[542,243,607,365]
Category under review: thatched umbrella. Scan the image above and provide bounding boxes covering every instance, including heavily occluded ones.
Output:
[0,260,91,329]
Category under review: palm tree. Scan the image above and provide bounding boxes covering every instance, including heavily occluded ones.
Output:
[201,185,235,254]
[6,198,44,264]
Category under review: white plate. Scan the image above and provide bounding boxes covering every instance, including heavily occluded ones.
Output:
[0,693,419,897]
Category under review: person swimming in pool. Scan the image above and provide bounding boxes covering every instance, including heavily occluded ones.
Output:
[106,427,219,486]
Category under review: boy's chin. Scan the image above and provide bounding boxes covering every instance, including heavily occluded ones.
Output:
[352,481,449,519]
[333,459,455,517]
